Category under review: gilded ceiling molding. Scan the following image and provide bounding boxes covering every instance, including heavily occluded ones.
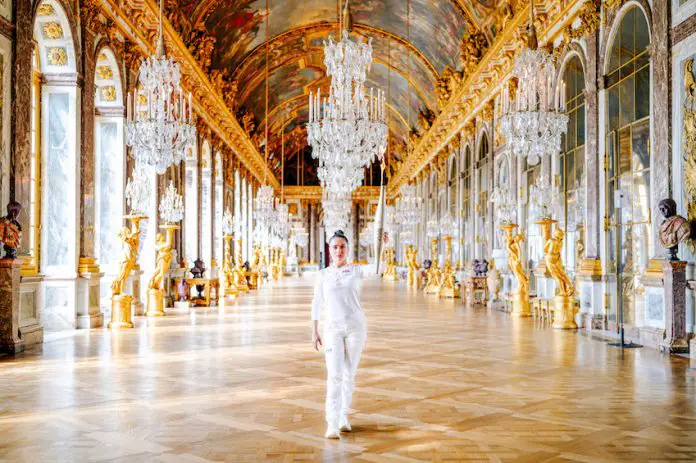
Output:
[282,186,380,202]
[95,0,280,189]
[388,0,582,198]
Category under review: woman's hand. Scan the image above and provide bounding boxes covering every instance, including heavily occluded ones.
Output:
[312,329,323,351]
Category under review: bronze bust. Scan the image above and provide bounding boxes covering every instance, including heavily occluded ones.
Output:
[658,199,691,261]
[0,201,22,260]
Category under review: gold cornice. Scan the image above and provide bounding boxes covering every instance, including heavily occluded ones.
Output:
[388,0,581,198]
[96,0,279,189]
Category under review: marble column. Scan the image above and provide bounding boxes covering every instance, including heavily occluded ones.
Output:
[650,0,672,260]
[11,0,32,239]
[583,35,600,260]
[661,261,689,354]
[0,259,24,354]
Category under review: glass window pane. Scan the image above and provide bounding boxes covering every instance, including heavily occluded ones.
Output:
[635,9,650,51]
[567,111,577,150]
[619,127,632,175]
[607,132,616,180]
[575,147,585,185]
[631,119,650,171]
[620,8,636,66]
[577,104,586,146]
[619,75,636,127]
[633,170,650,222]
[635,66,650,120]
[608,87,620,131]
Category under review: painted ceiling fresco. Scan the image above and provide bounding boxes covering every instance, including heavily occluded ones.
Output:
[172,0,499,182]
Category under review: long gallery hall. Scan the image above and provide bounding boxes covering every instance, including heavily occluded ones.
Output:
[1,0,696,461]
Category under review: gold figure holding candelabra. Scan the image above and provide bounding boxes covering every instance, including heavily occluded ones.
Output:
[110,215,145,329]
[405,244,419,288]
[439,235,459,298]
[544,227,577,329]
[234,237,250,292]
[424,238,441,294]
[249,245,262,289]
[145,224,177,316]
[222,235,238,298]
[382,247,398,280]
[502,223,530,317]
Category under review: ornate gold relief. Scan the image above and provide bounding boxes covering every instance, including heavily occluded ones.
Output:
[96,65,113,80]
[37,4,55,16]
[42,22,64,40]
[47,47,68,66]
[436,66,463,109]
[682,58,696,250]
[101,86,117,102]
[460,30,489,77]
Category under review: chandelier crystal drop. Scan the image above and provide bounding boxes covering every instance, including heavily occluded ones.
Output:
[426,219,439,239]
[125,0,196,174]
[396,185,422,226]
[159,180,184,224]
[323,193,351,236]
[529,175,556,221]
[499,3,567,167]
[254,185,276,230]
[273,202,290,243]
[439,213,458,238]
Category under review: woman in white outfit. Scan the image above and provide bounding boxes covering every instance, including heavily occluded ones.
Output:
[312,229,383,439]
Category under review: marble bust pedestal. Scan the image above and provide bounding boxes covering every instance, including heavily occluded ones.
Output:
[0,258,25,354]
[660,261,689,354]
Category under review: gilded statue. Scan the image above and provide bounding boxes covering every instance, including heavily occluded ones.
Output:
[148,231,174,291]
[222,237,235,292]
[544,229,574,297]
[0,201,22,260]
[111,222,141,296]
[436,67,463,109]
[658,198,691,261]
[505,231,527,288]
[685,58,696,100]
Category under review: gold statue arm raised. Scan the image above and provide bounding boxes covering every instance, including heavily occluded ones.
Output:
[506,233,528,288]
[544,229,574,297]
[111,223,141,296]
[148,228,175,291]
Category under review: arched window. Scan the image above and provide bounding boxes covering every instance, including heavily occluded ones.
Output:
[201,141,212,267]
[461,146,472,264]
[448,154,457,215]
[559,55,586,277]
[214,151,223,265]
[185,143,199,264]
[605,6,651,324]
[24,47,42,275]
[476,133,490,258]
[94,48,125,293]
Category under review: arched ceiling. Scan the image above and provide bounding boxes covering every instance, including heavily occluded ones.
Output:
[171,0,512,182]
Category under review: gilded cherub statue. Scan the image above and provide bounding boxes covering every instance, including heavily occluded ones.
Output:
[0,201,22,259]
[148,232,174,291]
[658,198,691,261]
[685,58,696,100]
[111,224,141,296]
[544,228,574,297]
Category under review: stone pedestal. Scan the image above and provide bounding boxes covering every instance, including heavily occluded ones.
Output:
[0,259,25,354]
[19,275,43,346]
[660,261,689,354]
[76,270,104,329]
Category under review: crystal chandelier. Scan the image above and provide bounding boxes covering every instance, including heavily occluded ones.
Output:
[426,218,439,239]
[307,1,387,196]
[254,185,276,231]
[359,221,373,248]
[125,167,152,216]
[396,185,422,226]
[439,213,458,238]
[490,186,517,225]
[384,205,398,236]
[323,193,351,235]
[499,1,567,166]
[292,225,309,249]
[273,202,290,243]
[529,175,556,221]
[159,181,184,224]
[125,0,196,174]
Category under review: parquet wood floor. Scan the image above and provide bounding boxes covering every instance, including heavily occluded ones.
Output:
[1,277,695,462]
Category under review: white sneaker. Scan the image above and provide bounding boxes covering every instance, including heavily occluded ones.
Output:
[325,426,340,439]
[339,416,352,432]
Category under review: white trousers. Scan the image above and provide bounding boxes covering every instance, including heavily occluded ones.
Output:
[323,314,367,427]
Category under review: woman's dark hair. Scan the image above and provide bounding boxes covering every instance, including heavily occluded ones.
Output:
[329,229,349,246]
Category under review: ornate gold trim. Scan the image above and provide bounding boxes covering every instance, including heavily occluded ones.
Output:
[577,258,602,278]
[644,258,667,281]
[78,257,101,274]
[42,22,64,40]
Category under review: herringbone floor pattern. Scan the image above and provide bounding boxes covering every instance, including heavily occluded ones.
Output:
[0,277,694,462]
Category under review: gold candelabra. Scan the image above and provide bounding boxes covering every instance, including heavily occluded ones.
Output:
[382,247,398,280]
[405,244,419,288]
[537,219,576,329]
[501,223,530,317]
[145,223,178,317]
[439,235,459,298]
[222,235,238,298]
[109,215,146,329]
[424,238,441,294]
[234,237,250,292]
